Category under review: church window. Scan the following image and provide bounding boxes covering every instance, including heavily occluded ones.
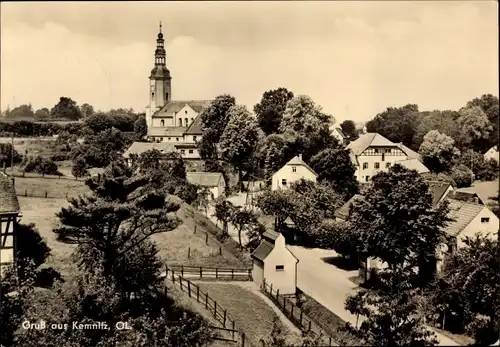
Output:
[185,118,188,125]
[179,118,182,126]
[160,120,165,127]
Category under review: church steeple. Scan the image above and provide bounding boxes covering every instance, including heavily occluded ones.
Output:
[148,21,172,118]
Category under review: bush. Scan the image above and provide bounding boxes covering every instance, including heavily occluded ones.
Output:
[71,156,90,178]
[50,154,70,162]
[0,143,22,168]
[451,164,474,188]
[23,156,61,176]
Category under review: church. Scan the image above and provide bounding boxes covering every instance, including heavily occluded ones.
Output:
[145,23,212,159]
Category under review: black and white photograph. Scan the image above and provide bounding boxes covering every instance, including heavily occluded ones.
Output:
[0,1,499,346]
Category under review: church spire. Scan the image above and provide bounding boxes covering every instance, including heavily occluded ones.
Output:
[148,22,172,113]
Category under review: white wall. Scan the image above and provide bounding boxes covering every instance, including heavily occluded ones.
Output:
[0,215,16,266]
[252,260,264,288]
[174,105,198,127]
[457,207,499,247]
[272,165,317,191]
[152,118,174,127]
[263,234,297,295]
[178,147,200,159]
[354,147,408,182]
[484,148,499,162]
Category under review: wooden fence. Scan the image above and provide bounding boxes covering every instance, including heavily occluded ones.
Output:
[164,268,253,347]
[261,280,337,347]
[16,189,77,199]
[166,264,252,281]
[3,169,86,181]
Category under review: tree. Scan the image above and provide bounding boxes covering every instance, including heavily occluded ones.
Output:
[255,189,297,233]
[420,172,457,188]
[213,198,236,238]
[24,156,61,176]
[347,165,450,285]
[84,113,115,133]
[412,110,461,150]
[5,104,35,120]
[16,223,51,270]
[279,95,336,161]
[418,130,460,173]
[310,147,359,199]
[80,103,95,118]
[134,116,148,138]
[53,160,181,291]
[51,97,83,120]
[219,105,261,190]
[263,134,290,181]
[466,94,499,150]
[0,143,21,169]
[200,94,236,141]
[340,120,358,141]
[230,208,259,246]
[198,128,219,160]
[34,107,51,121]
[429,235,499,344]
[253,87,294,135]
[366,104,419,149]
[457,106,493,152]
[458,150,499,181]
[344,267,438,346]
[450,164,474,188]
[71,156,90,178]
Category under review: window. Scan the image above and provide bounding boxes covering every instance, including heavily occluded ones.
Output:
[190,118,194,123]
[160,119,165,127]
[365,175,370,182]
[374,162,380,169]
[193,136,197,141]
[275,265,284,271]
[363,162,368,169]
[181,149,185,155]
[481,217,490,223]
[189,149,193,154]
[282,179,287,186]
[176,138,179,142]
[185,118,188,125]
[179,118,183,126]
[374,149,379,153]
[168,137,171,141]
[185,110,188,114]
[386,162,391,168]
[152,92,155,97]
[292,166,297,173]
[166,93,169,100]
[159,137,163,142]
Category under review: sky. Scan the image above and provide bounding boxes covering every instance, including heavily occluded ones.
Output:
[1,1,498,123]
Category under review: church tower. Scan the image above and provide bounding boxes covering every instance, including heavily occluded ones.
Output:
[146,22,172,128]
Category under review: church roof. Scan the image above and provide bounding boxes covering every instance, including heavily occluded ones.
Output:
[184,114,204,135]
[148,127,186,137]
[152,100,212,119]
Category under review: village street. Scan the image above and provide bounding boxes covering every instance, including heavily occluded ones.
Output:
[209,192,460,346]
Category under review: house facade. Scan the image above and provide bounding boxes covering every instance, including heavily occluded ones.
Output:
[185,172,226,200]
[0,173,21,271]
[484,146,499,163]
[144,24,211,160]
[271,155,317,191]
[251,231,298,295]
[346,133,429,182]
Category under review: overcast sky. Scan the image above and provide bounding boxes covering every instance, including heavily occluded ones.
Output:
[1,1,498,123]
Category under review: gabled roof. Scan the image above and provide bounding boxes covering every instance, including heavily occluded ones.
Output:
[426,181,453,207]
[448,191,483,204]
[394,158,429,173]
[122,142,177,158]
[346,133,396,155]
[152,100,212,119]
[456,181,499,206]
[148,127,186,137]
[186,172,224,187]
[0,173,20,214]
[334,194,364,220]
[329,124,347,138]
[280,156,317,177]
[444,199,485,237]
[184,114,204,135]
[396,143,419,160]
[262,230,279,242]
[251,240,274,262]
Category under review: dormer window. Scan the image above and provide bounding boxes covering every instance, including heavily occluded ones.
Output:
[292,166,297,173]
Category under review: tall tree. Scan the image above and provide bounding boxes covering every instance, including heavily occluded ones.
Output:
[213,198,236,238]
[466,94,499,150]
[5,104,35,120]
[51,97,83,120]
[340,120,358,141]
[412,110,461,150]
[347,165,450,285]
[71,156,90,178]
[310,147,359,199]
[80,103,95,118]
[134,115,148,138]
[230,208,259,246]
[457,106,493,152]
[219,105,261,190]
[263,134,290,181]
[418,130,460,173]
[255,189,297,233]
[253,87,294,135]
[34,107,51,121]
[200,94,236,141]
[366,104,419,149]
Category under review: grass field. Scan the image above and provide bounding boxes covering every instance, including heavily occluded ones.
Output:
[0,137,60,158]
[195,282,303,347]
[14,176,90,198]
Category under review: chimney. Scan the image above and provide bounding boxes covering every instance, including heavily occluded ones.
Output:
[298,154,302,160]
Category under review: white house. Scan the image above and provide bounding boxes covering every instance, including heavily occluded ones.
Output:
[185,172,226,200]
[346,133,429,183]
[484,146,499,163]
[251,230,298,295]
[0,173,21,271]
[329,124,348,144]
[271,155,317,191]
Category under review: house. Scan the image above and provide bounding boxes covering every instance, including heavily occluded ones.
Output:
[329,124,348,144]
[271,155,317,191]
[251,230,298,295]
[484,146,499,163]
[426,181,454,207]
[186,172,225,200]
[122,142,177,166]
[346,133,429,182]
[436,198,499,272]
[0,173,21,271]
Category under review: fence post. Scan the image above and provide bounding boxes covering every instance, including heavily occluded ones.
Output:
[223,310,227,327]
[194,225,197,234]
[44,191,48,198]
[188,281,191,297]
[276,289,279,300]
[232,269,234,280]
[214,301,217,318]
[172,270,175,284]
[291,304,294,317]
[179,276,183,291]
[205,232,208,244]
[232,321,235,339]
[329,337,332,347]
[308,320,311,332]
[200,267,202,279]
[248,269,251,281]
[24,189,27,197]
[197,286,200,302]
[219,246,222,255]
[65,192,68,199]
[215,268,218,279]
[241,333,245,347]
[188,247,191,259]
[270,283,273,294]
[300,309,303,326]
[181,265,184,277]
[205,293,208,309]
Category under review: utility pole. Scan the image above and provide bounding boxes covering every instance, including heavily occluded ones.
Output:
[11,131,14,178]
